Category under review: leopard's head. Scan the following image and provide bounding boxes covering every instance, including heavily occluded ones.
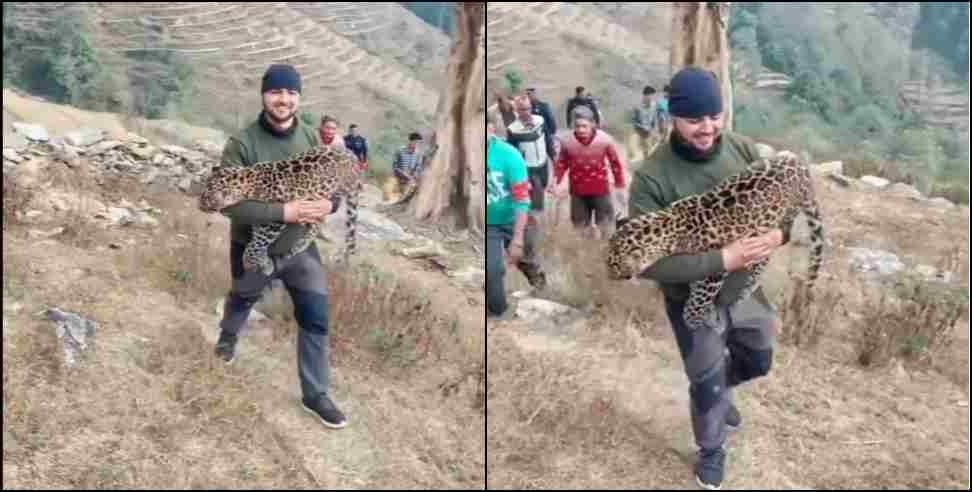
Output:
[198,167,247,213]
[606,212,675,280]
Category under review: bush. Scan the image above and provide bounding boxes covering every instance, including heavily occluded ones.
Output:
[855,273,968,368]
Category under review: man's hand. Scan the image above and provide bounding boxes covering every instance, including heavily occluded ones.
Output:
[722,229,785,272]
[507,239,524,265]
[283,199,334,224]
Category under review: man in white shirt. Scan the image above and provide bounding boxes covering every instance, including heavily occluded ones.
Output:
[503,95,553,291]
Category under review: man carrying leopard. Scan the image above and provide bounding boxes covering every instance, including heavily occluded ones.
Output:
[627,67,793,490]
[210,63,347,429]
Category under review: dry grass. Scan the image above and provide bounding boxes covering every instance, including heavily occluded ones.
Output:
[853,272,968,369]
[3,160,485,488]
[519,226,669,335]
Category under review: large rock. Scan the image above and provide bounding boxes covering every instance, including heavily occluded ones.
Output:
[324,206,413,242]
[860,176,890,188]
[45,307,98,367]
[12,122,50,142]
[885,182,923,200]
[64,129,105,147]
[3,148,23,163]
[847,247,905,277]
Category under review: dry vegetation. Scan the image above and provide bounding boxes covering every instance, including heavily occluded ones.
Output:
[3,157,484,488]
[488,171,970,489]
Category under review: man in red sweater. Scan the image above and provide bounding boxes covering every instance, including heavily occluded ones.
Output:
[551,107,626,239]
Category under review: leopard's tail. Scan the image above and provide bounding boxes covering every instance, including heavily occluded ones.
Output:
[343,177,362,262]
[803,198,825,286]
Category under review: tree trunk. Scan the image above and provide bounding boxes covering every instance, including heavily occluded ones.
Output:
[670,2,733,131]
[412,2,486,236]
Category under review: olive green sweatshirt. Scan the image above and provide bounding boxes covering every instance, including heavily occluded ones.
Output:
[628,131,781,306]
[219,112,325,256]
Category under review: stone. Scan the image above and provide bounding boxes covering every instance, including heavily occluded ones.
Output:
[127,144,158,161]
[813,161,844,175]
[515,298,580,323]
[3,149,23,163]
[45,307,98,367]
[860,176,890,188]
[87,140,123,156]
[177,176,193,192]
[885,183,923,200]
[63,129,105,147]
[133,211,159,228]
[847,247,905,277]
[12,122,50,142]
[324,206,414,242]
[161,144,190,156]
[826,173,853,188]
[398,241,448,259]
[927,197,955,209]
[96,207,135,226]
[126,132,149,145]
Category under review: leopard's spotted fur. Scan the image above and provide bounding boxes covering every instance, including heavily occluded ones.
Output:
[607,151,825,331]
[199,145,362,275]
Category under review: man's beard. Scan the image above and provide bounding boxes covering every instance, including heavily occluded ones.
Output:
[265,105,295,124]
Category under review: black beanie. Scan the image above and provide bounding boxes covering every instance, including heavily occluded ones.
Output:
[261,64,301,94]
[668,67,722,119]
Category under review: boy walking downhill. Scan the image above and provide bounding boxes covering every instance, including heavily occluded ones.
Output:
[211,64,348,429]
[486,119,533,319]
[552,107,626,239]
[628,67,789,490]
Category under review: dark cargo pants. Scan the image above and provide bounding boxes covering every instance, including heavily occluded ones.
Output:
[664,289,776,451]
[219,240,332,401]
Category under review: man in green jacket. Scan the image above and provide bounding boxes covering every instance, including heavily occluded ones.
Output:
[628,67,788,490]
[211,64,347,429]
[486,119,535,319]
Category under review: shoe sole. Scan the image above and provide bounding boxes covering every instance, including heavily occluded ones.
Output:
[695,475,722,491]
[302,403,348,430]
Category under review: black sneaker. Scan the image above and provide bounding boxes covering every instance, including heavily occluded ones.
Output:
[726,403,741,432]
[214,332,238,365]
[302,394,348,429]
[695,447,726,490]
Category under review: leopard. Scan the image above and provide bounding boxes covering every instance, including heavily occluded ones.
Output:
[606,150,825,332]
[198,145,363,276]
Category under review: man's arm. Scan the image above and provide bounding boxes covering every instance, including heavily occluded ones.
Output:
[627,171,725,283]
[606,143,625,189]
[362,137,368,162]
